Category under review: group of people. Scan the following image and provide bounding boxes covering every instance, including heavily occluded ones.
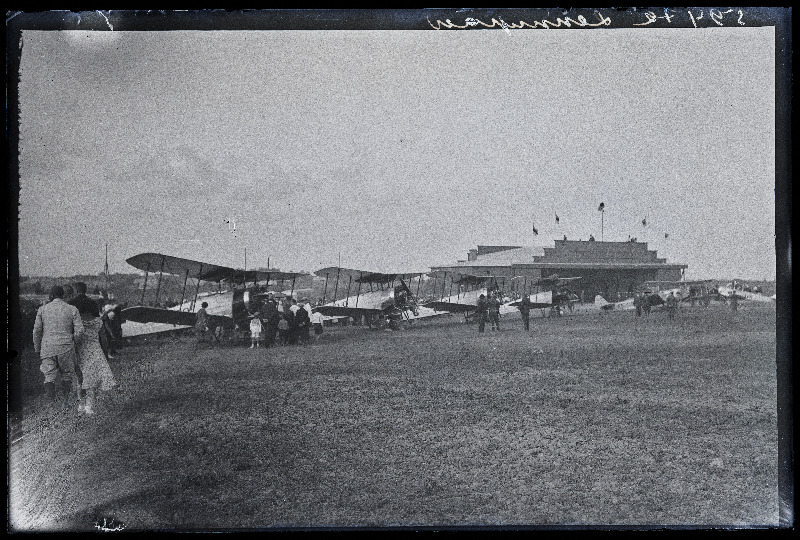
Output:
[474,291,505,332]
[194,294,324,349]
[32,283,119,415]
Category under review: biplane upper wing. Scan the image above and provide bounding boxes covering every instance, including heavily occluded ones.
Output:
[127,252,306,283]
[314,266,427,284]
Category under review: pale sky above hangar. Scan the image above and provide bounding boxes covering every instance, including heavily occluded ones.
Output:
[16,26,775,280]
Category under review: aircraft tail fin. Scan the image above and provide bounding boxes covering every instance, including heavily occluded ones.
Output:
[594,295,611,310]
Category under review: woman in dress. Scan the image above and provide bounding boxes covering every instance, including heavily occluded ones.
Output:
[75,300,117,415]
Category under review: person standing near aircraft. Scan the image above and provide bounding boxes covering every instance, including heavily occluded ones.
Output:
[519,294,532,331]
[263,294,279,347]
[641,293,651,316]
[74,297,116,415]
[195,302,210,345]
[295,301,312,345]
[249,313,262,349]
[634,293,642,317]
[33,285,84,404]
[475,294,488,333]
[310,309,325,342]
[284,306,297,344]
[729,292,739,312]
[487,291,502,331]
[666,291,678,319]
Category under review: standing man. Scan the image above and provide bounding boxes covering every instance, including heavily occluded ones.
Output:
[666,291,678,319]
[634,293,642,317]
[487,291,502,331]
[730,292,739,313]
[641,293,652,316]
[33,285,85,403]
[195,302,210,345]
[295,300,312,345]
[263,293,279,347]
[475,294,488,333]
[519,294,532,331]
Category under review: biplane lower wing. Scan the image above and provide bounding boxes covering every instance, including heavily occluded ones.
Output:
[423,301,474,313]
[312,305,384,318]
[122,306,234,327]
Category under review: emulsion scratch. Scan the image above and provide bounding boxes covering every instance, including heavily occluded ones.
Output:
[97,10,113,31]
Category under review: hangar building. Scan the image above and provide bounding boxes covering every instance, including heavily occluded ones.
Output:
[431,240,688,302]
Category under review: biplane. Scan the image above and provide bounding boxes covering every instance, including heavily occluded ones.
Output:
[508,274,582,317]
[312,267,446,328]
[596,280,726,312]
[716,282,776,303]
[120,252,307,336]
[422,271,517,320]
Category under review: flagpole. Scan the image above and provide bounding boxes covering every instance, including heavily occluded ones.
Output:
[104,242,109,298]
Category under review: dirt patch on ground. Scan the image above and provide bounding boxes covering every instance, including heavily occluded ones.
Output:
[9,303,779,530]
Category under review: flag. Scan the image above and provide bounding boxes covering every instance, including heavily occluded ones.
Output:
[555,213,560,224]
[665,233,669,239]
[642,217,647,227]
[598,202,605,212]
[532,223,538,236]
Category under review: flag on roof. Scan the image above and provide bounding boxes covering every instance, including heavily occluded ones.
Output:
[642,217,647,227]
[665,232,669,239]
[598,202,605,212]
[532,223,538,236]
[555,213,560,224]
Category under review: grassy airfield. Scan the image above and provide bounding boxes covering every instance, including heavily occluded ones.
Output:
[9,302,779,530]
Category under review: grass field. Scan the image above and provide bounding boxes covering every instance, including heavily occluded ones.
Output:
[9,302,779,531]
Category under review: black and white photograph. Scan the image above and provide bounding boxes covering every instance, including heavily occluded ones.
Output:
[7,8,791,531]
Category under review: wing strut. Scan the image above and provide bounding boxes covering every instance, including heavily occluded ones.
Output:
[355,272,363,307]
[180,268,189,311]
[440,271,447,301]
[415,275,422,300]
[322,272,329,304]
[333,267,341,303]
[154,254,166,304]
[344,275,353,306]
[290,276,296,300]
[140,261,151,305]
[190,263,204,311]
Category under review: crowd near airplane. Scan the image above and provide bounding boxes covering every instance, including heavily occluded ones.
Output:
[117,252,776,338]
[120,252,307,337]
[312,266,446,328]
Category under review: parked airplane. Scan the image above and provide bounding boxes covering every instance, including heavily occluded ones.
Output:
[120,252,307,336]
[423,271,517,320]
[717,282,776,303]
[312,266,446,328]
[508,274,582,317]
[596,280,724,311]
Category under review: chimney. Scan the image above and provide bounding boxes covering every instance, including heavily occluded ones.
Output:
[468,249,478,262]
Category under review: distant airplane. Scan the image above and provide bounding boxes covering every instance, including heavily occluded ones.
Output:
[716,282,776,303]
[596,280,729,311]
[120,252,307,337]
[312,266,446,328]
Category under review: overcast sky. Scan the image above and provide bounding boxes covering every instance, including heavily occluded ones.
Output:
[16,26,775,280]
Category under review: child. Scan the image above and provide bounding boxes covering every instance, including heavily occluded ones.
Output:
[310,310,324,342]
[249,314,262,348]
[277,316,290,346]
